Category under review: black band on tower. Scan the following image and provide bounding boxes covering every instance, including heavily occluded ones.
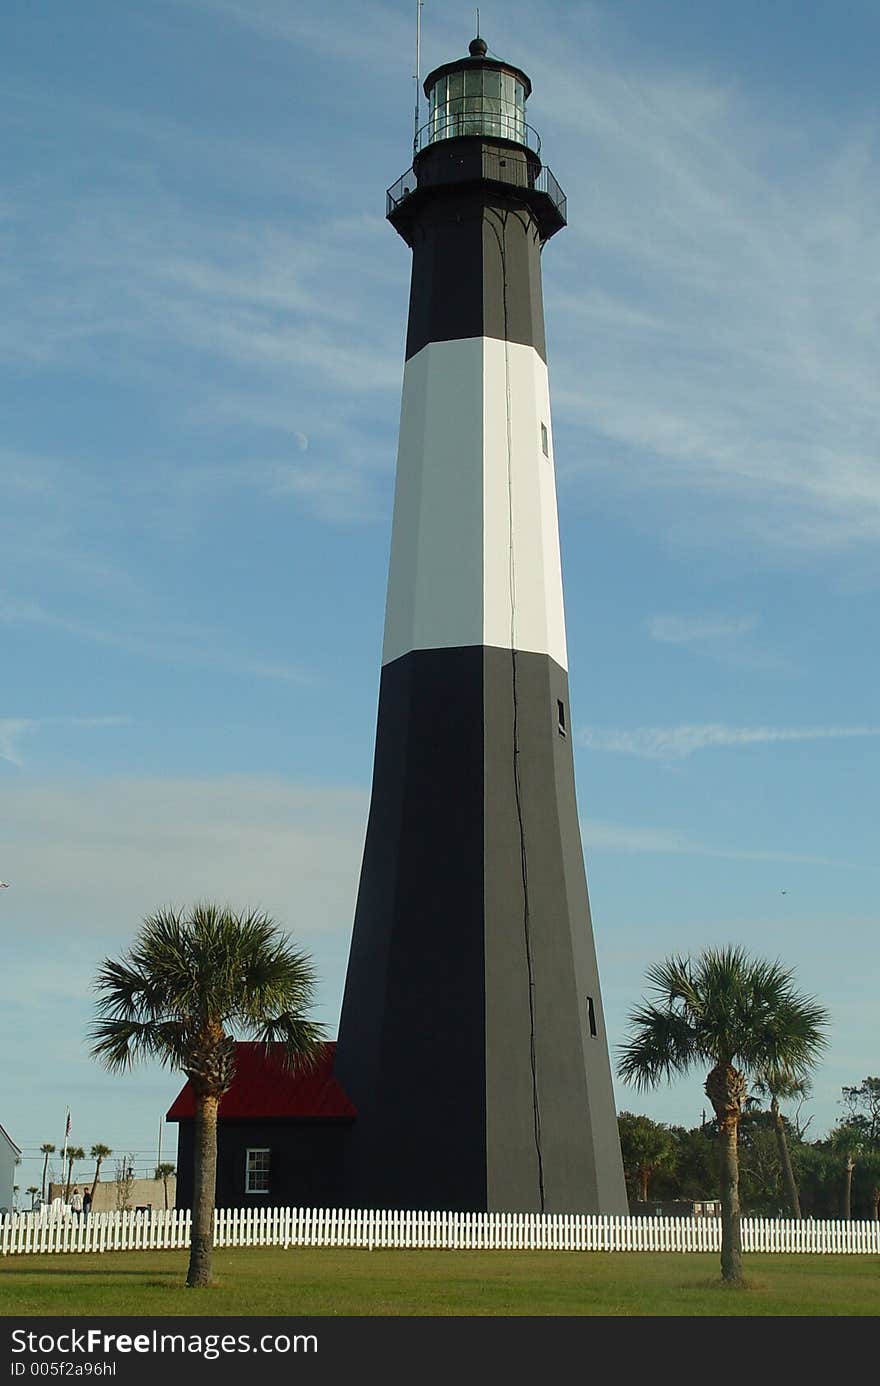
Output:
[335,647,626,1211]
[396,142,551,361]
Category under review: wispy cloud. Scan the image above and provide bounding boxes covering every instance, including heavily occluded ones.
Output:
[649,615,756,645]
[583,817,872,868]
[0,716,131,767]
[8,0,880,556]
[0,775,367,952]
[0,178,401,531]
[0,191,401,390]
[646,613,793,673]
[267,462,381,523]
[521,12,880,555]
[0,595,310,684]
[171,437,390,522]
[579,723,880,760]
[178,0,414,74]
[0,721,33,767]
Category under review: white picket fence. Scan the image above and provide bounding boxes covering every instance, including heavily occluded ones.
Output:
[2,1207,879,1257]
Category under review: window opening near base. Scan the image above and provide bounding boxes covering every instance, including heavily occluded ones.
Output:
[557,699,566,736]
[586,995,598,1038]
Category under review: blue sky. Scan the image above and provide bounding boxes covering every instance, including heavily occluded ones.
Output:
[3,0,879,1198]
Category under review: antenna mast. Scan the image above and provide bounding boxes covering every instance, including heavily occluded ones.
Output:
[413,0,424,155]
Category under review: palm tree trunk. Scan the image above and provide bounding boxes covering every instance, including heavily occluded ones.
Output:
[186,1092,219,1288]
[90,1158,102,1204]
[640,1167,649,1201]
[771,1097,801,1219]
[842,1158,854,1221]
[705,1061,746,1285]
[41,1154,49,1202]
[718,1117,743,1283]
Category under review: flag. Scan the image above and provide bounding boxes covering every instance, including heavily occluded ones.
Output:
[64,1109,71,1139]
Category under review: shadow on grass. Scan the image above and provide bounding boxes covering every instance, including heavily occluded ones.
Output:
[0,1269,184,1279]
[691,1276,768,1292]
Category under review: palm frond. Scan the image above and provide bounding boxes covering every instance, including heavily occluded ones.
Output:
[619,944,829,1097]
[618,1002,698,1090]
[255,1012,326,1072]
[645,954,700,1011]
[89,1017,182,1072]
[88,902,323,1080]
[752,1065,812,1104]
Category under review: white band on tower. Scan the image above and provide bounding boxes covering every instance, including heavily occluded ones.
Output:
[382,336,568,670]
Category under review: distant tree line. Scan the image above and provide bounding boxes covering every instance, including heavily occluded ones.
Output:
[619,1074,880,1220]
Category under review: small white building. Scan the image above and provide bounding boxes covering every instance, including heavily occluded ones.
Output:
[0,1123,21,1212]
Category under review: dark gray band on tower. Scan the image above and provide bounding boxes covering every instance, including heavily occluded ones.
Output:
[403,191,547,362]
[334,646,488,1211]
[390,139,557,362]
[334,645,627,1213]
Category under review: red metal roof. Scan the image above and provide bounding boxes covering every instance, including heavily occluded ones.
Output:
[166,1041,356,1122]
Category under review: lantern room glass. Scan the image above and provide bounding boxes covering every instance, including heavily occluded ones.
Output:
[428,66,528,144]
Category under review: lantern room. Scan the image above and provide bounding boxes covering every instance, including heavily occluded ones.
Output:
[423,35,535,150]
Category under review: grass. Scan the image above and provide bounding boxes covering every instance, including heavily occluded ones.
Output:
[1,1247,878,1316]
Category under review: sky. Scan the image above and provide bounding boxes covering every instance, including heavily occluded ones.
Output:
[3,0,879,1202]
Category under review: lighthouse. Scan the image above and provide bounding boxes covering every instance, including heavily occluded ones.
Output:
[334,35,627,1214]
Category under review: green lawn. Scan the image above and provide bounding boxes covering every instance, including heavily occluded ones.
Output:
[1,1247,878,1316]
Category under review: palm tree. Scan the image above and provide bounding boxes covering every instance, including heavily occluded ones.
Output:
[154,1162,176,1210]
[617,1112,676,1203]
[64,1147,85,1201]
[752,1068,809,1218]
[618,946,828,1285]
[831,1121,862,1220]
[89,1144,112,1203]
[26,1186,39,1209]
[861,1150,880,1223]
[39,1143,55,1202]
[89,902,324,1288]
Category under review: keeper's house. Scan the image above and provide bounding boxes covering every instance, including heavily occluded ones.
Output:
[166,1043,355,1209]
[0,1122,21,1212]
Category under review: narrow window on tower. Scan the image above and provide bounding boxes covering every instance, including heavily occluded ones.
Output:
[557,699,566,736]
[586,996,598,1038]
[541,422,549,457]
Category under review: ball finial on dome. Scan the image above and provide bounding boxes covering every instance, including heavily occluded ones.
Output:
[469,35,488,57]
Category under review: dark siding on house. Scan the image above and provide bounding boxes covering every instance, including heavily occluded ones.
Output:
[174,1120,352,1210]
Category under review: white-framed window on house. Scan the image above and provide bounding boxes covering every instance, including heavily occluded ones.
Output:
[245,1147,271,1194]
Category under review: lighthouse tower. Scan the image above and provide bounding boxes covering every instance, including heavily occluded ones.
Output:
[334,36,627,1214]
